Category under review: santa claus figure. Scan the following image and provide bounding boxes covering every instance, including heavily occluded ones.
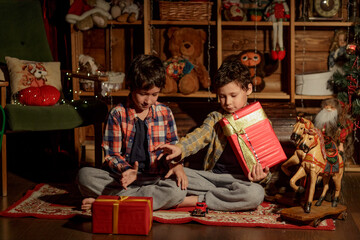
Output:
[314,98,354,164]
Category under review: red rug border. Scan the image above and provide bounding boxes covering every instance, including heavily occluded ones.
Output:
[152,213,335,230]
[0,183,336,230]
[0,183,78,220]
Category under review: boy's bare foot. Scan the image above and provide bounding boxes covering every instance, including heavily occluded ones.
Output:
[81,197,96,210]
[176,195,199,208]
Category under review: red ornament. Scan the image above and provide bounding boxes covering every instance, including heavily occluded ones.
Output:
[346,43,358,55]
[18,85,60,106]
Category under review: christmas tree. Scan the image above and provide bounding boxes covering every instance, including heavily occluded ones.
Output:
[332,24,360,120]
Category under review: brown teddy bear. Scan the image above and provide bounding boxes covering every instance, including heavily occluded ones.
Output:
[163,27,210,95]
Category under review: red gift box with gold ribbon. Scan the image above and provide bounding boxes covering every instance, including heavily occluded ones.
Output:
[219,101,287,177]
[92,195,153,235]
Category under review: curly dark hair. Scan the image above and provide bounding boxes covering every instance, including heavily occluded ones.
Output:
[213,54,252,92]
[126,54,166,92]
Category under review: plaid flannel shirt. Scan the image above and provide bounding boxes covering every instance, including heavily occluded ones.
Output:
[176,109,229,171]
[102,99,178,174]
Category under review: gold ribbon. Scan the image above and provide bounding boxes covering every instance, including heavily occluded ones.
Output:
[96,196,153,234]
[222,108,268,173]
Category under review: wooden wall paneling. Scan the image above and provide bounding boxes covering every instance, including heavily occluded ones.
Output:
[295,52,330,74]
[82,29,107,70]
[294,30,334,74]
[222,29,269,53]
[294,30,333,52]
[109,28,126,72]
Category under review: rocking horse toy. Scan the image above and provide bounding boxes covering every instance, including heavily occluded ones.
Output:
[288,127,344,213]
[281,117,314,177]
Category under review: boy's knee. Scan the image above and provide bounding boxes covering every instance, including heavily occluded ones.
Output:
[169,185,187,201]
[77,167,95,186]
[161,180,187,202]
[248,183,265,207]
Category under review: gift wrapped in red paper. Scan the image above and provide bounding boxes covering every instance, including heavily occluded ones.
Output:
[92,195,153,235]
[219,101,287,177]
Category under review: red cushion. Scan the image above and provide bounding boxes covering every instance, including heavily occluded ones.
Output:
[18,85,60,106]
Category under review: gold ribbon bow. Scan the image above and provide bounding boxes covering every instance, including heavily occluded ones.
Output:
[222,108,267,173]
[96,196,152,234]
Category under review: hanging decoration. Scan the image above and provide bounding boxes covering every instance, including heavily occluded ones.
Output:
[264,0,290,61]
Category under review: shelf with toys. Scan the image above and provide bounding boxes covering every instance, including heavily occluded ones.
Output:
[69,0,357,103]
[67,0,360,167]
[216,0,291,99]
[289,0,356,104]
[68,0,291,100]
[77,88,289,99]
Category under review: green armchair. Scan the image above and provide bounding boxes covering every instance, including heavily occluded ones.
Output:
[0,0,108,196]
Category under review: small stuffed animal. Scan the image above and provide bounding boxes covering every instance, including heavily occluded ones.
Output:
[78,54,99,75]
[112,0,141,23]
[222,0,247,21]
[237,49,279,92]
[163,27,210,95]
[66,0,112,31]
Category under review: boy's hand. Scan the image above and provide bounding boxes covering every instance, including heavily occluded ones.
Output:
[248,163,269,183]
[120,161,139,190]
[165,164,188,190]
[155,144,182,161]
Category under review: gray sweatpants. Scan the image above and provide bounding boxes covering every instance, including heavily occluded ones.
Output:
[184,167,265,211]
[77,167,264,212]
[77,167,187,211]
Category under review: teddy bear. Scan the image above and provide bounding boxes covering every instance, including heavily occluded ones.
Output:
[163,27,210,95]
[110,0,141,23]
[66,0,112,31]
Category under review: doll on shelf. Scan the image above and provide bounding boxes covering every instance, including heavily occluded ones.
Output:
[328,29,348,73]
[264,0,290,61]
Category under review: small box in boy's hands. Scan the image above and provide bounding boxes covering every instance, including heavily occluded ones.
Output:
[219,101,287,177]
[92,195,153,235]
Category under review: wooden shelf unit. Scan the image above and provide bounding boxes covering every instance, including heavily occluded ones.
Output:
[289,0,355,103]
[70,0,359,167]
[71,0,356,103]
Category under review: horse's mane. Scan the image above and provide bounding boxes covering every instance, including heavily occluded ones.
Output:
[297,116,314,129]
[310,128,327,160]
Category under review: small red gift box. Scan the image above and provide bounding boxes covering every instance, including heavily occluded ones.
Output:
[92,195,153,235]
[219,101,287,177]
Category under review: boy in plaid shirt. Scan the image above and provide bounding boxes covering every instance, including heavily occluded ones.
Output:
[77,55,188,211]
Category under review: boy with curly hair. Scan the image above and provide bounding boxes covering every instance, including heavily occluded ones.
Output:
[157,54,271,211]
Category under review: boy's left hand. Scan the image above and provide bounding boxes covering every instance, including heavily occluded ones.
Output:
[248,163,269,182]
[165,164,188,190]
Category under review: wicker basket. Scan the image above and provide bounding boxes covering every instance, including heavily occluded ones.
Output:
[159,1,213,21]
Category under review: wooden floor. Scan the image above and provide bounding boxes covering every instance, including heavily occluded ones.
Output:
[1,144,360,240]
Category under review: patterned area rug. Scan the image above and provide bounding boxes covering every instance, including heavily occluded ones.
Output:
[0,183,335,230]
